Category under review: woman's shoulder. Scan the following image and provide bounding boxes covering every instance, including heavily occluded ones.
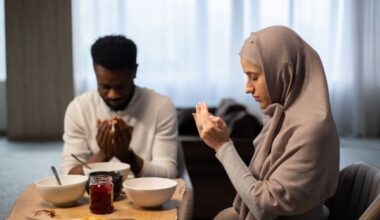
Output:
[282,115,338,148]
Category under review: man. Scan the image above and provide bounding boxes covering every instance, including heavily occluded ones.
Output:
[61,35,178,178]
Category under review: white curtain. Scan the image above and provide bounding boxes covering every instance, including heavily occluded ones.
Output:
[327,0,380,137]
[72,0,380,137]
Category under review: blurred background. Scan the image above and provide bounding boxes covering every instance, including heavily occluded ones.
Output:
[0,0,379,138]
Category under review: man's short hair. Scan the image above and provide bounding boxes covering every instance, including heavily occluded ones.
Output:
[91,35,137,70]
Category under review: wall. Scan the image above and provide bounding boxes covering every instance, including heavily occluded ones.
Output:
[5,0,73,139]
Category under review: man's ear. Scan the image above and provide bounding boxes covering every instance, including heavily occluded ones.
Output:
[133,64,139,78]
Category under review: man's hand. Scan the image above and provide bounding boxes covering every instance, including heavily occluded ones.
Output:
[96,118,114,160]
[111,117,134,161]
[95,117,140,174]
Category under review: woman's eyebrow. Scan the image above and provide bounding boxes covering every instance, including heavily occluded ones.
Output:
[246,70,260,75]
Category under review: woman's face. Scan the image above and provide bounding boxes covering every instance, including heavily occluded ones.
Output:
[241,57,270,109]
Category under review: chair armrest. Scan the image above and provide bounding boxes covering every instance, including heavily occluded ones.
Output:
[178,168,194,220]
[359,195,380,220]
[177,141,194,220]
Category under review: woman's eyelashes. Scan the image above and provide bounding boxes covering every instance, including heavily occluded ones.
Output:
[247,72,259,81]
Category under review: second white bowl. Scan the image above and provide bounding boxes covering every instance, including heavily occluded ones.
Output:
[83,162,130,179]
[123,177,177,208]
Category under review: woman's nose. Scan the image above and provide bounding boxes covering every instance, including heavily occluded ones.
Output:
[245,81,255,94]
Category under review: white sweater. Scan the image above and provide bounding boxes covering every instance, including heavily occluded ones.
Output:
[61,86,178,178]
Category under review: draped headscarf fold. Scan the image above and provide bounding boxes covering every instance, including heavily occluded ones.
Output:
[234,26,339,219]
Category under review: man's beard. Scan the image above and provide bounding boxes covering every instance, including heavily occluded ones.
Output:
[104,98,129,111]
[101,85,135,111]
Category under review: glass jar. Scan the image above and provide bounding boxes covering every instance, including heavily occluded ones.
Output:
[89,175,114,214]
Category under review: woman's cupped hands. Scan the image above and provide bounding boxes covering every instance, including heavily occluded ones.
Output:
[193,102,230,151]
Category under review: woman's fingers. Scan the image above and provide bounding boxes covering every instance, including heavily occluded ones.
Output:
[193,105,203,132]
[209,115,227,128]
[199,102,210,122]
[199,123,227,148]
[194,102,213,132]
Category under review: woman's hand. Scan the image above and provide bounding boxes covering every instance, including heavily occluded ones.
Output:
[193,102,230,151]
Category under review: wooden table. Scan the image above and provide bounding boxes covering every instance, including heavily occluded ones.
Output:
[7,179,186,220]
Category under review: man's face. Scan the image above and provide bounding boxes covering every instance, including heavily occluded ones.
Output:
[95,64,136,111]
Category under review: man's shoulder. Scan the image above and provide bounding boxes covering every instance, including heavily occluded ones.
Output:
[67,90,100,110]
[72,90,98,102]
[137,87,172,104]
[134,87,176,115]
[75,90,98,99]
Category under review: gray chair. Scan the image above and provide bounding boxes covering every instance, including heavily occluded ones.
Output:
[177,142,194,220]
[359,195,380,220]
[325,162,380,220]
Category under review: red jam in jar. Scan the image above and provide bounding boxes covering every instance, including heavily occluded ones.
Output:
[89,175,114,214]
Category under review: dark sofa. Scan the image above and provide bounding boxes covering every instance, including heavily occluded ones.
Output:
[177,99,262,219]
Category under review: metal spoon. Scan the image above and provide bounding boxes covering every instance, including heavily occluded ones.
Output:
[51,166,62,185]
[71,153,92,169]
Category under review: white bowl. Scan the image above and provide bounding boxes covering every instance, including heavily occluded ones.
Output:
[35,175,88,206]
[123,177,177,208]
[83,162,130,179]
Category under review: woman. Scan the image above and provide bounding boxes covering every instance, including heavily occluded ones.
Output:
[193,26,339,220]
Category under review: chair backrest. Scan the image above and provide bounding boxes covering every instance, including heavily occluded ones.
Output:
[177,142,194,220]
[325,162,380,220]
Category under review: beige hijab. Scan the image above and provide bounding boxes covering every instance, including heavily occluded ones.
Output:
[234,26,339,219]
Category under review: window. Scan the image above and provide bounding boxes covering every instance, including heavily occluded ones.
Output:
[72,0,380,136]
[72,0,333,107]
[72,0,248,107]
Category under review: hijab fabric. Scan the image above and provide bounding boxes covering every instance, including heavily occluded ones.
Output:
[234,26,339,219]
